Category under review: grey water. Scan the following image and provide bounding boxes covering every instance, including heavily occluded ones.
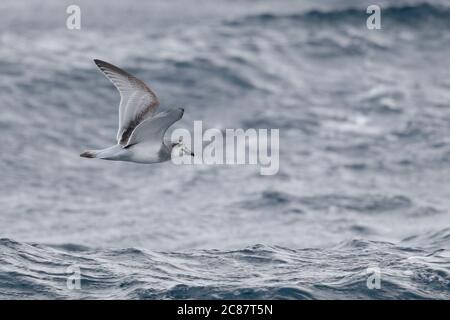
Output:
[0,0,449,299]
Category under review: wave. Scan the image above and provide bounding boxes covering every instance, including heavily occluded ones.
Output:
[1,0,450,300]
[1,237,449,299]
[225,3,450,27]
[401,228,450,250]
[237,190,427,216]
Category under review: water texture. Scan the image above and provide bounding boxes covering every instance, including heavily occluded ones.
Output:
[0,0,449,299]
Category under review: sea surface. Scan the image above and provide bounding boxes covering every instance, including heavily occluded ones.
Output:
[0,0,449,299]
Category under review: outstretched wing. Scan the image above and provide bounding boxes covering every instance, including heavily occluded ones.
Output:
[126,108,184,147]
[94,59,160,146]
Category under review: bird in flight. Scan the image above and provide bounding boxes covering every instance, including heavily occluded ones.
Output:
[80,59,193,163]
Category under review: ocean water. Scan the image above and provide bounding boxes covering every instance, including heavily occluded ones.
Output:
[0,0,449,299]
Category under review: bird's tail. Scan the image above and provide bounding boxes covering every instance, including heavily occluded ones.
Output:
[80,149,100,158]
[80,145,126,160]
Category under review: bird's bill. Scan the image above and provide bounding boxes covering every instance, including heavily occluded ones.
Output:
[182,146,194,157]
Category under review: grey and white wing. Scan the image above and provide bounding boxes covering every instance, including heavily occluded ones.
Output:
[94,59,160,146]
[126,108,184,147]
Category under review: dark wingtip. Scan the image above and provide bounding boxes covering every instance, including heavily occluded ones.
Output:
[93,59,109,69]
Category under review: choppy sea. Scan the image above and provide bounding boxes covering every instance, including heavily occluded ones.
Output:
[0,0,449,299]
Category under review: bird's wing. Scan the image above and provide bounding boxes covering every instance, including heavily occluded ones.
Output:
[125,108,184,147]
[94,59,160,146]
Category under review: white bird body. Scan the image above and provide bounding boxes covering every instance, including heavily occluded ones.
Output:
[80,59,193,163]
[83,143,166,163]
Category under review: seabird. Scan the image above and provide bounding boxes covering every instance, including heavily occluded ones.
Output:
[80,59,193,163]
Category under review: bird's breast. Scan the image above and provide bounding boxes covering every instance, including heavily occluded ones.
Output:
[128,143,168,164]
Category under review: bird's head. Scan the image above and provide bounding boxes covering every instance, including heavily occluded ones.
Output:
[171,136,194,158]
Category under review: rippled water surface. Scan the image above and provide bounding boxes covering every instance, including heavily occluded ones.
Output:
[0,0,449,299]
